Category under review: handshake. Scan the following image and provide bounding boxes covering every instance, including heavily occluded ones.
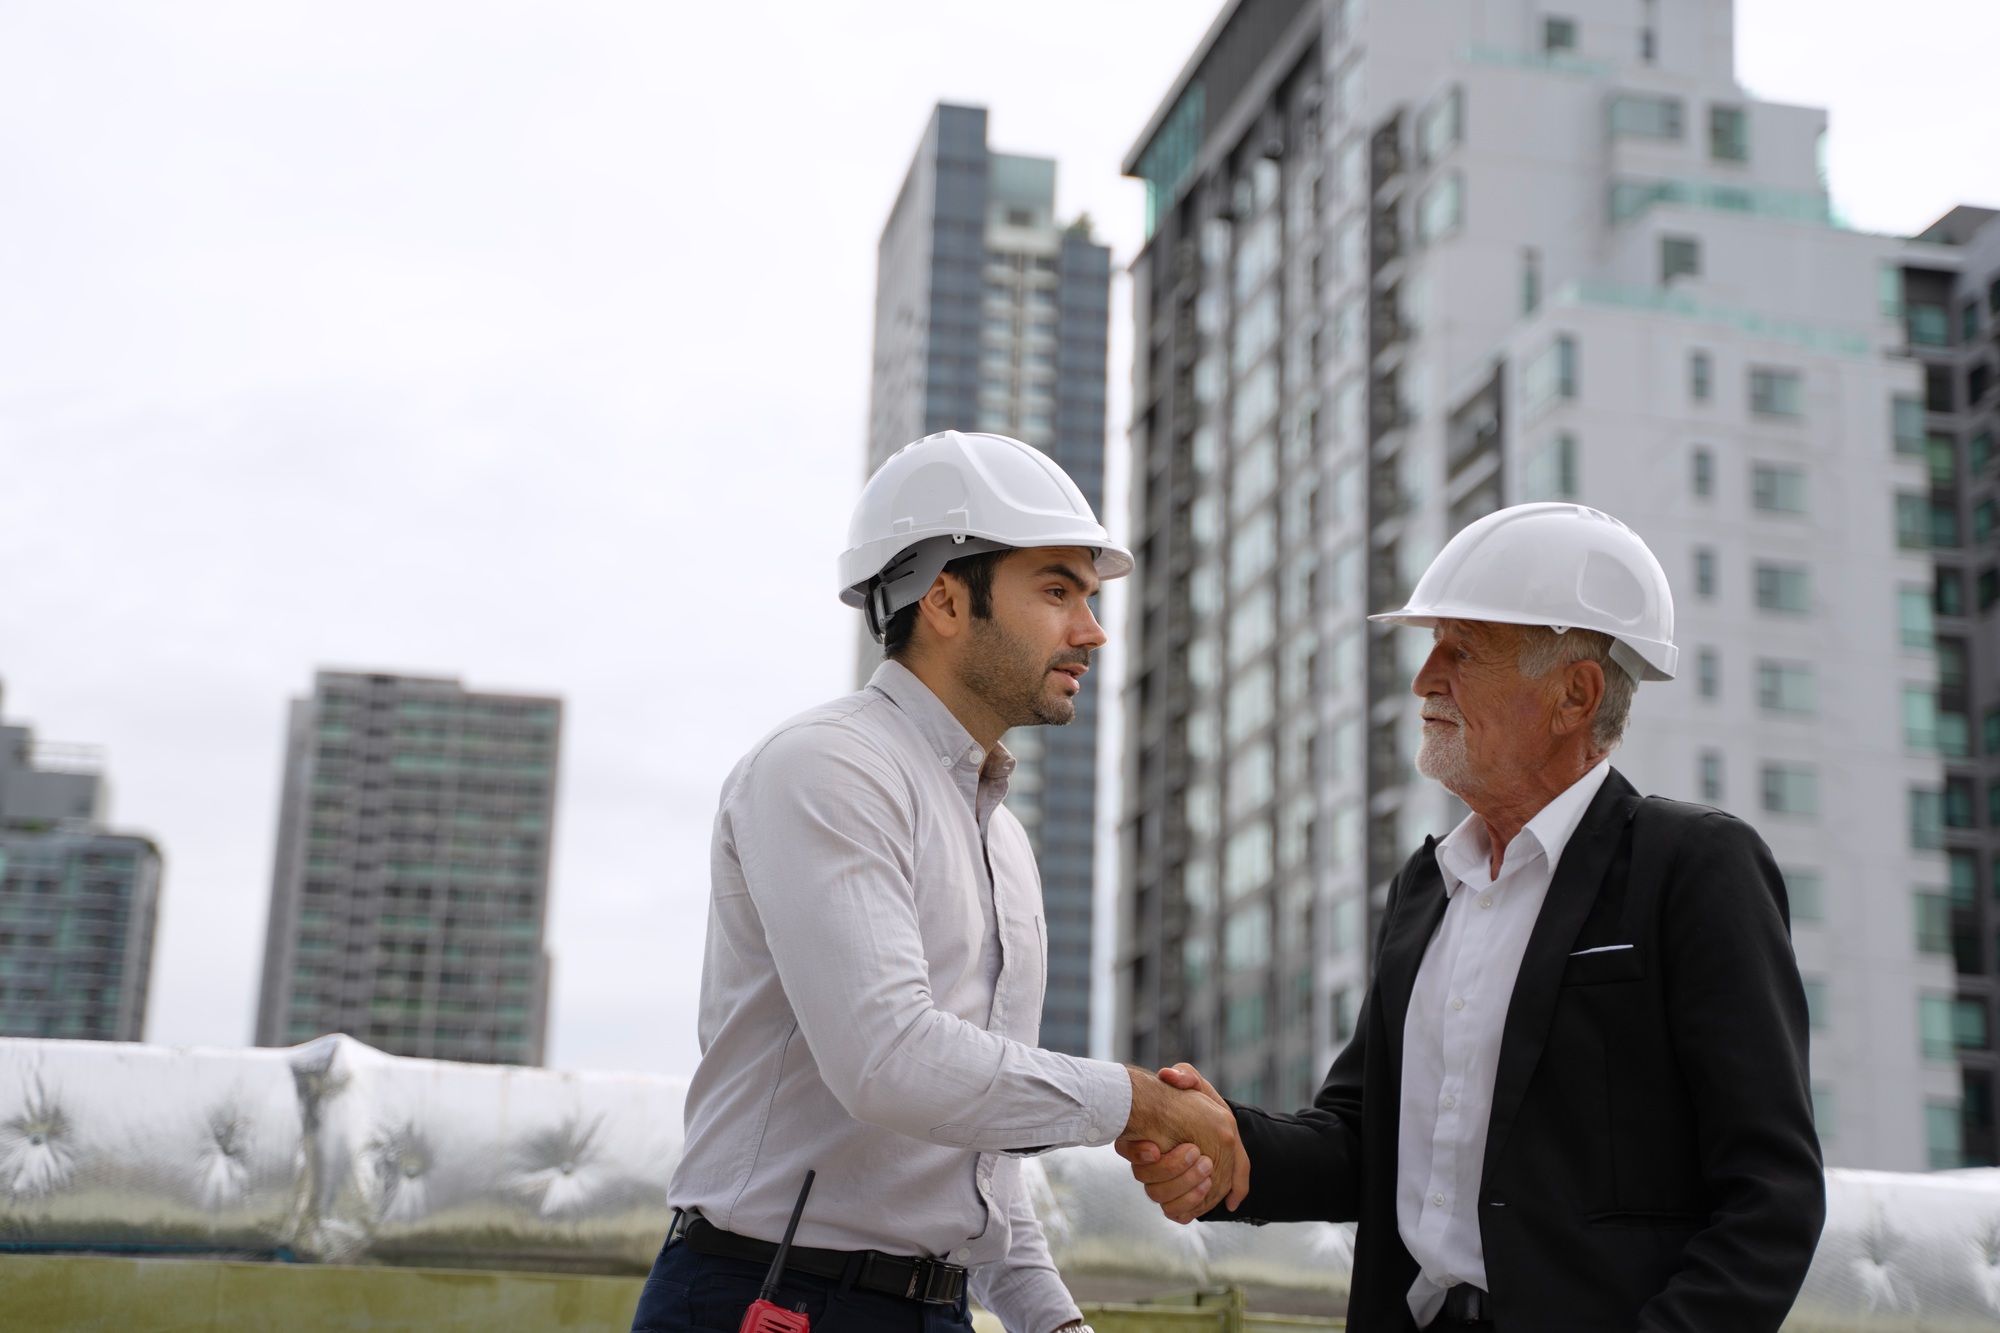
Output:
[1117,1063,1250,1225]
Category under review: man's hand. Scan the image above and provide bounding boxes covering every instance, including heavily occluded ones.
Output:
[1115,1063,1247,1224]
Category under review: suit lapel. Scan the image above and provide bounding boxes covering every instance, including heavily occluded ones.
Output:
[1374,836,1449,1081]
[1480,769,1642,1185]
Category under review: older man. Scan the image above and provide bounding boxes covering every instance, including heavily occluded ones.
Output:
[1122,504,1824,1332]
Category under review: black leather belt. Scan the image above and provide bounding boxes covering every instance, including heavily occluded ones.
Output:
[1437,1283,1490,1323]
[679,1214,968,1306]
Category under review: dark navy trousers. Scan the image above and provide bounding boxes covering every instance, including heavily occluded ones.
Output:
[628,1235,978,1333]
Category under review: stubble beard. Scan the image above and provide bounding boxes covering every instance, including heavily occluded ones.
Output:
[961,617,1084,729]
[1415,701,1477,797]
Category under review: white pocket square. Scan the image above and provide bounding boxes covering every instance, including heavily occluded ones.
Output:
[1569,943,1635,956]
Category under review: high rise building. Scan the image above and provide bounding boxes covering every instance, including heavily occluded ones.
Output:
[1896,204,2000,1166]
[1119,0,1961,1168]
[0,682,161,1041]
[254,670,561,1066]
[863,103,1113,1055]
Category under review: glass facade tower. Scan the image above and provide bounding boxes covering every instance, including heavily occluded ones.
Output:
[253,670,561,1066]
[862,104,1113,1056]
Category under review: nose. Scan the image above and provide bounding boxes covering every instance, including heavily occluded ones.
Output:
[1412,638,1450,699]
[1075,596,1108,650]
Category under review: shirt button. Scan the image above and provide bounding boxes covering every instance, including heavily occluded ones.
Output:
[952,1248,970,1263]
[1478,894,1493,909]
[1451,997,1466,1011]
[1441,1094,1456,1110]
[1432,1192,1446,1207]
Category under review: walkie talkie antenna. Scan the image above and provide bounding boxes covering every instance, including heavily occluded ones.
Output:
[758,1170,816,1307]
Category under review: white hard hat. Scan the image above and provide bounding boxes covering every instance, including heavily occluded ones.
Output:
[1369,502,1678,682]
[840,430,1133,641]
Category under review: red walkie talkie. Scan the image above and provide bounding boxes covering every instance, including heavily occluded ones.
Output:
[738,1169,817,1333]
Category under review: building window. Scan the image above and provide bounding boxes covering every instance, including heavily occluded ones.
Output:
[1417,87,1463,163]
[1709,105,1749,161]
[1521,247,1541,315]
[1928,364,1955,413]
[1931,497,1958,546]
[1661,235,1700,284]
[1909,302,1950,347]
[1417,173,1464,244]
[1812,1085,1837,1140]
[1611,95,1683,140]
[1939,637,1970,693]
[1950,850,1979,906]
[1897,494,1932,550]
[1939,568,1967,617]
[1754,563,1809,613]
[1750,368,1803,417]
[1699,750,1724,802]
[1225,992,1267,1046]
[1523,433,1578,501]
[1544,16,1577,52]
[1751,464,1805,513]
[1927,1097,1964,1167]
[1901,586,1935,648]
[1784,869,1823,922]
[1523,335,1578,417]
[1761,764,1818,817]
[1758,662,1815,714]
[1694,548,1717,597]
[1958,1000,1990,1050]
[1920,997,1957,1062]
[1930,433,1958,486]
[1915,891,1952,954]
[1894,396,1926,453]
[1946,775,1976,828]
[1909,787,1944,849]
[1690,351,1712,402]
[1691,446,1714,496]
[1697,648,1719,699]
[1223,901,1272,971]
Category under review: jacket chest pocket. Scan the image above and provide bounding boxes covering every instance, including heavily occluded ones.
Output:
[1561,945,1646,986]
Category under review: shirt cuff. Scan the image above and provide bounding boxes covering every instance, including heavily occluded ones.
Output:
[1077,1057,1134,1146]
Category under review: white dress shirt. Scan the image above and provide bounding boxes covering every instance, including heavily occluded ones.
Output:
[670,660,1132,1333]
[1398,760,1611,1326]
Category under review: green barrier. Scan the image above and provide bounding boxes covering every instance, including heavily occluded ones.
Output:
[0,1255,1343,1333]
[1080,1287,1343,1332]
[0,1253,647,1332]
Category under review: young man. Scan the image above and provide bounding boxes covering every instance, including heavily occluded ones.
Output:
[1122,504,1824,1332]
[631,431,1246,1333]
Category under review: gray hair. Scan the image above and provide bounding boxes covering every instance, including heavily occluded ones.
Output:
[1516,625,1636,753]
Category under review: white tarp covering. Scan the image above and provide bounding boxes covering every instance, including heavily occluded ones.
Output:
[4,1035,1999,1328]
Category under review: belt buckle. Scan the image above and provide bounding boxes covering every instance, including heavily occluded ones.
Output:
[905,1258,960,1305]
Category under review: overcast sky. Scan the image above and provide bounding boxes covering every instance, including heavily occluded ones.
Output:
[1,1,1994,1078]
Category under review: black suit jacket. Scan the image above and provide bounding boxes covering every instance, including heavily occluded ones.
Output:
[1221,770,1824,1332]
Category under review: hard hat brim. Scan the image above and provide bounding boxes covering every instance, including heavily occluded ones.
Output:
[1368,606,1677,682]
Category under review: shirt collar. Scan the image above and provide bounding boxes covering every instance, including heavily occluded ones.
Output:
[1433,759,1613,897]
[866,658,1015,790]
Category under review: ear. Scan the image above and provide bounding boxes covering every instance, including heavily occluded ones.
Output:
[1553,658,1606,739]
[912,572,969,646]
